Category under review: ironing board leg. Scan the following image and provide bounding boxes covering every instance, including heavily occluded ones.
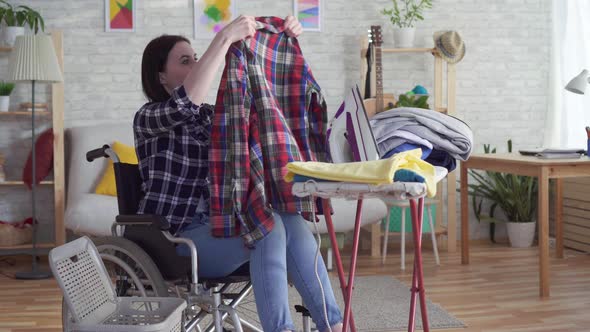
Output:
[408,198,429,332]
[321,199,359,332]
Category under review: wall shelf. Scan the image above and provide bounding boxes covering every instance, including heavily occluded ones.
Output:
[0,181,54,186]
[0,111,51,116]
[0,46,12,52]
[0,243,55,250]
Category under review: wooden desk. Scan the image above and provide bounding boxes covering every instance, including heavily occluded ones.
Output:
[460,153,590,298]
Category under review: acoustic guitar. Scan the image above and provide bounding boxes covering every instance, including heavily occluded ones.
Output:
[363,25,396,119]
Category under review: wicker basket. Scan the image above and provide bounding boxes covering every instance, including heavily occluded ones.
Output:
[0,223,33,246]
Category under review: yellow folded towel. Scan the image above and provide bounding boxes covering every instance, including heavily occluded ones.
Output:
[285,149,437,197]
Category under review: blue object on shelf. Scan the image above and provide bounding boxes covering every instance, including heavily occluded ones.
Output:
[412,85,428,95]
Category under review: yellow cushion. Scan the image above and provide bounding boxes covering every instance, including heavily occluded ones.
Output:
[94,141,138,196]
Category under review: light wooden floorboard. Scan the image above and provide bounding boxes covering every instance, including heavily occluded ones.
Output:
[0,242,589,331]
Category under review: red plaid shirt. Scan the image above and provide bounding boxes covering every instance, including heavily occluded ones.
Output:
[209,17,329,245]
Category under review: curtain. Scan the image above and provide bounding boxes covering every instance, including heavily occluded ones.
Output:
[545,0,590,148]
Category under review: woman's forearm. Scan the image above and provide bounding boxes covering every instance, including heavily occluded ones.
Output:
[183,33,232,105]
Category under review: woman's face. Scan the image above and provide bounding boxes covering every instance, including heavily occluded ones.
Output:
[159,41,198,93]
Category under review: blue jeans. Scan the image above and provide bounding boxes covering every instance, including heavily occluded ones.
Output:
[176,211,343,332]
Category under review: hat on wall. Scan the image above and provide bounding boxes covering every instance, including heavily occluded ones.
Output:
[433,30,465,64]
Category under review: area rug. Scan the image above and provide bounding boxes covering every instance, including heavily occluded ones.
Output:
[235,275,466,331]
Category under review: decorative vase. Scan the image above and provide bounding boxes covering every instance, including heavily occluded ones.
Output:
[0,96,9,112]
[506,221,536,248]
[1,26,25,47]
[393,27,416,48]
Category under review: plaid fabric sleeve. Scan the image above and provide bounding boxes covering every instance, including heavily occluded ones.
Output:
[134,85,202,139]
[209,46,247,239]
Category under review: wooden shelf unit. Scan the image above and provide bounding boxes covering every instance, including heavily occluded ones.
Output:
[0,110,51,116]
[360,37,457,255]
[0,243,55,250]
[0,31,65,253]
[0,180,54,186]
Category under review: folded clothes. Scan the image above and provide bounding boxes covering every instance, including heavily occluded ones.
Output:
[382,143,432,159]
[370,107,473,161]
[292,168,426,184]
[285,149,436,197]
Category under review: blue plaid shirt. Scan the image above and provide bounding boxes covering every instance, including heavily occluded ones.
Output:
[133,86,213,231]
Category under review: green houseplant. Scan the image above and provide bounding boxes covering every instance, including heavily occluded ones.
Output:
[0,0,45,46]
[381,0,433,48]
[395,93,429,109]
[468,140,539,247]
[0,81,15,112]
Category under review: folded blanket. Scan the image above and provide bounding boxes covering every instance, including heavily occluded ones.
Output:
[370,107,473,161]
[284,149,436,197]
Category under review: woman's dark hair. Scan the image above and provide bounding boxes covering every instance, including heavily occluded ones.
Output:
[141,34,190,102]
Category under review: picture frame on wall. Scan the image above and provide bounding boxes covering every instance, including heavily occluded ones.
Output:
[194,0,238,39]
[105,0,136,32]
[294,0,321,32]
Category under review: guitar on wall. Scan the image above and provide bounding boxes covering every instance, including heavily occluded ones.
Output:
[363,25,396,119]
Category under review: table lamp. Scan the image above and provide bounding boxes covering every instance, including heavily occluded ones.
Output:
[8,34,63,280]
[565,69,589,94]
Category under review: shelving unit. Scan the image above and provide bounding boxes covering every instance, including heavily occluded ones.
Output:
[0,110,51,116]
[360,40,457,255]
[0,31,65,254]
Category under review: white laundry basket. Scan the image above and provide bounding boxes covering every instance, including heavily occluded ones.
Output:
[49,236,186,332]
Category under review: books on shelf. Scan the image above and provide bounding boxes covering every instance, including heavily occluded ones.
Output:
[18,102,48,112]
[519,148,586,159]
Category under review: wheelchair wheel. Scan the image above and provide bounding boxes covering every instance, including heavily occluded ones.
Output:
[62,236,169,331]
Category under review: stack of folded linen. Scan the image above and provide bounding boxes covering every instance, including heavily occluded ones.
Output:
[370,107,473,171]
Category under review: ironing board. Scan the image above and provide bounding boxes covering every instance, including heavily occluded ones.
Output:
[292,168,447,332]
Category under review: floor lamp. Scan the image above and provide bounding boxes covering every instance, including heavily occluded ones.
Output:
[8,34,63,279]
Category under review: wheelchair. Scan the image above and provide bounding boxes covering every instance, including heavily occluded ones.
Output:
[61,145,316,332]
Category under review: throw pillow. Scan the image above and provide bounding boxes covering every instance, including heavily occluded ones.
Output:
[94,141,138,196]
[22,128,54,189]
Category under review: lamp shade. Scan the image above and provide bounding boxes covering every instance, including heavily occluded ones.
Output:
[8,34,63,83]
[565,69,589,95]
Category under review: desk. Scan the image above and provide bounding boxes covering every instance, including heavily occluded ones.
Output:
[460,153,590,298]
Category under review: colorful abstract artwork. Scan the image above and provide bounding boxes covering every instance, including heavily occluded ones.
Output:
[294,0,321,32]
[194,0,237,39]
[105,0,135,32]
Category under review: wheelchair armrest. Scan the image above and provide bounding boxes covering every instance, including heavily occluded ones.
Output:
[115,214,171,231]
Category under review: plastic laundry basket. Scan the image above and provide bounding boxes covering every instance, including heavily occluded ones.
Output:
[49,236,186,332]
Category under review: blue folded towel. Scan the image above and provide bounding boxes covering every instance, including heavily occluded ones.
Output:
[292,169,425,184]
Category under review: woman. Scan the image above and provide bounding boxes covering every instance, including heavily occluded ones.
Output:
[135,15,343,332]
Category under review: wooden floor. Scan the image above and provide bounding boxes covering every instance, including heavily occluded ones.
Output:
[1,242,589,332]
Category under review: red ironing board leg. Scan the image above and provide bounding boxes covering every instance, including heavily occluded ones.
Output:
[321,198,360,332]
[408,197,429,332]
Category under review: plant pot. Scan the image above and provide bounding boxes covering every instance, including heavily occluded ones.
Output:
[393,27,416,48]
[506,221,536,248]
[0,96,9,112]
[1,26,25,47]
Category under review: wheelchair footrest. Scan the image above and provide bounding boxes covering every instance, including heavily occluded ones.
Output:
[295,304,311,317]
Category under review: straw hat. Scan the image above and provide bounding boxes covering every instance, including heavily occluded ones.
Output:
[433,31,465,64]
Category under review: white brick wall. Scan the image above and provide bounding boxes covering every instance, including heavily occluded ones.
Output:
[0,0,551,241]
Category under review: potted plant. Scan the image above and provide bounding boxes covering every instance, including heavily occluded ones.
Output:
[395,92,430,109]
[0,81,14,112]
[0,0,45,46]
[381,0,433,48]
[468,140,538,247]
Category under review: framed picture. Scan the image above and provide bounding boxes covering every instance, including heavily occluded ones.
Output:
[105,0,136,32]
[194,0,238,39]
[294,0,321,32]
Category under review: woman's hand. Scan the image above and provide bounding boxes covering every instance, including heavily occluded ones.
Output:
[284,15,303,38]
[219,15,257,44]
